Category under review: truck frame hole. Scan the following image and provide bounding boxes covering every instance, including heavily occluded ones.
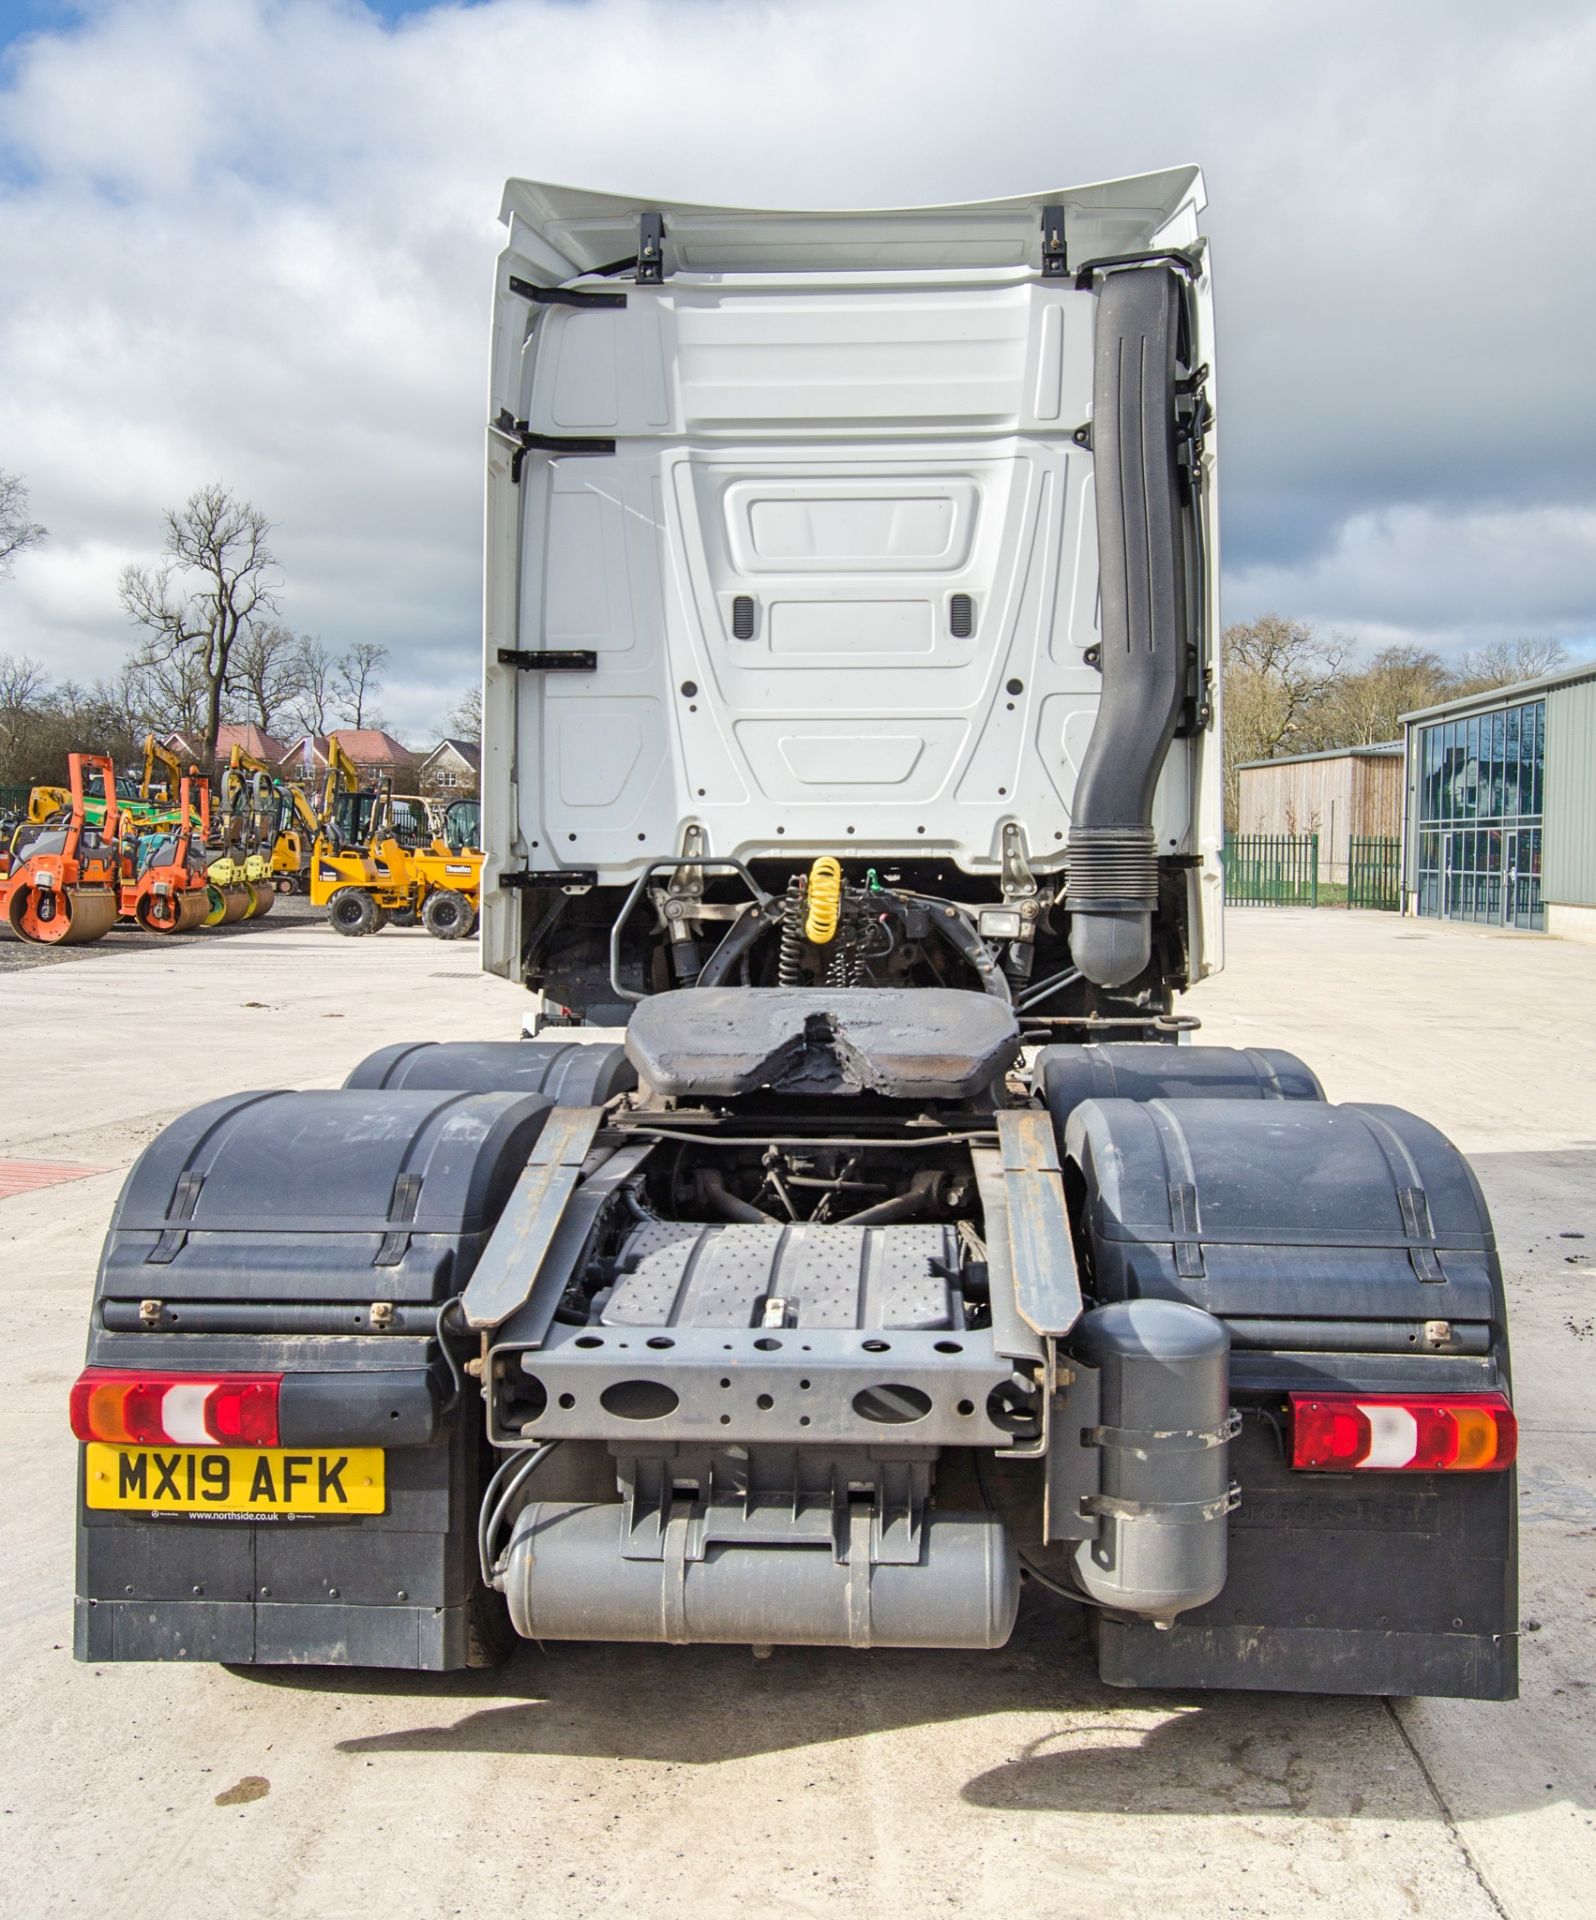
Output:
[599,1380,679,1421]
[852,1384,932,1425]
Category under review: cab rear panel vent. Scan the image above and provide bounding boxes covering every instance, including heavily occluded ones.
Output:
[949,593,974,639]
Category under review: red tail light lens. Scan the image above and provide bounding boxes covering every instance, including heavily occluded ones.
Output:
[69,1368,281,1447]
[1290,1391,1516,1472]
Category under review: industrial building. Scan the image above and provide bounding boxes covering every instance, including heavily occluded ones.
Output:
[1233,742,1403,883]
[1400,660,1596,939]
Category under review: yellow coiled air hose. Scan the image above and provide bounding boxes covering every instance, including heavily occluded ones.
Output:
[803,856,843,945]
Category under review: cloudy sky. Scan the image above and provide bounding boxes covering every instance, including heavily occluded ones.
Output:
[1,0,1593,740]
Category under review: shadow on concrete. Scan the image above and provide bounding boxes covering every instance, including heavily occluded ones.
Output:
[226,1593,1578,1821]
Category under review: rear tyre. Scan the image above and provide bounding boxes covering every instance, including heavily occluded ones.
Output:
[423,891,472,941]
[328,888,380,937]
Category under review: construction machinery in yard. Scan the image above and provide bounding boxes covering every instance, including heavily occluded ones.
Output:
[72,174,1517,1703]
[200,752,278,923]
[309,751,483,939]
[24,745,174,839]
[414,847,481,939]
[117,775,213,935]
[139,735,184,813]
[409,795,483,939]
[224,743,322,894]
[5,753,123,945]
[309,770,419,934]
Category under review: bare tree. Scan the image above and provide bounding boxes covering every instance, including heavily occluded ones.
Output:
[0,471,48,579]
[1319,644,1455,746]
[0,652,49,715]
[1221,614,1349,825]
[333,641,388,729]
[228,621,304,734]
[0,655,157,788]
[1455,636,1569,694]
[0,653,52,784]
[126,643,213,737]
[119,483,278,764]
[448,684,482,744]
[284,635,333,737]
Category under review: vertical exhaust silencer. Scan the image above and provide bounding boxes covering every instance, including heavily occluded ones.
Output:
[1067,265,1190,988]
[1071,1299,1235,1624]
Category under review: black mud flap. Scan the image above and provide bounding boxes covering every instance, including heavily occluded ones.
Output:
[1096,1409,1517,1699]
[74,1088,551,1670]
[76,1418,491,1671]
[1063,1095,1518,1700]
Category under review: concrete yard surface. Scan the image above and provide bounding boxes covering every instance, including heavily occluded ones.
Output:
[1,909,1591,1918]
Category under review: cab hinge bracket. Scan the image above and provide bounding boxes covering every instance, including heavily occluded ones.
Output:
[1000,821,1039,901]
[637,210,666,284]
[1041,203,1068,278]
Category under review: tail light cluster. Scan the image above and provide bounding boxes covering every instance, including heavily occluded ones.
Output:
[1290,1391,1516,1473]
[70,1368,282,1447]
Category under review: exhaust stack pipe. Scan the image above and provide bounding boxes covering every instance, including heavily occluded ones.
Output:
[1067,265,1190,988]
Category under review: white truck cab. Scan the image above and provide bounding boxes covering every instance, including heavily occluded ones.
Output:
[480,175,1222,1020]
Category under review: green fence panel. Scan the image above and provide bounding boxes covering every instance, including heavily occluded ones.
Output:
[1222,832,1320,906]
[1347,835,1401,911]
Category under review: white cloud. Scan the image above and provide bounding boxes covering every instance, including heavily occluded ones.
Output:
[1,0,1593,736]
[1226,502,1596,652]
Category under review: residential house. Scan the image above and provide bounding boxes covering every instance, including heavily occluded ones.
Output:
[279,730,419,791]
[417,737,481,799]
[162,723,291,775]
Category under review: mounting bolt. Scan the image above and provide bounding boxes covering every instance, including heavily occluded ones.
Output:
[370,1301,395,1331]
[139,1298,162,1327]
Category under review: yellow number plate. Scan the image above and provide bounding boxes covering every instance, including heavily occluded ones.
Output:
[84,1444,385,1516]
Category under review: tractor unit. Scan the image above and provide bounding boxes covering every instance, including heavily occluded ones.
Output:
[72,171,1516,1700]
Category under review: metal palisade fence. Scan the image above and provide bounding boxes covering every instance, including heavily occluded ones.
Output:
[1222,833,1319,907]
[1347,835,1402,912]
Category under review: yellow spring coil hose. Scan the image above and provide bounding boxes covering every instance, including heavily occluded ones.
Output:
[804,856,843,945]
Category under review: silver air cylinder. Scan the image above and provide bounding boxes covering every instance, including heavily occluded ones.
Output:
[501,1503,1019,1649]
[1070,1299,1235,1624]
